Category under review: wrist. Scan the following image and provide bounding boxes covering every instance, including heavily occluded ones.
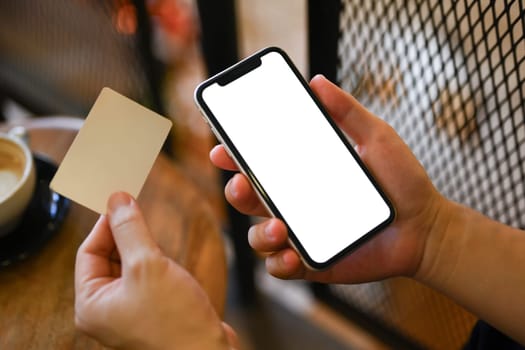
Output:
[123,326,230,350]
[413,197,464,287]
[158,321,231,350]
[114,313,231,350]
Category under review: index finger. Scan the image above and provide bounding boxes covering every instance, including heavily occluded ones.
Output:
[75,215,117,293]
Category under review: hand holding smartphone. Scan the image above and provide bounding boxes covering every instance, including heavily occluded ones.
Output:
[195,47,394,269]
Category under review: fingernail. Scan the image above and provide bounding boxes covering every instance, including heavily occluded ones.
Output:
[311,74,326,82]
[226,177,238,199]
[282,249,296,266]
[247,225,256,243]
[107,192,133,215]
[264,220,276,242]
[209,145,220,158]
[355,144,364,156]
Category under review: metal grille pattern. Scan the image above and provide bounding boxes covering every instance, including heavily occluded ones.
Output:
[339,0,525,227]
[0,0,149,114]
[329,1,524,348]
[330,279,477,349]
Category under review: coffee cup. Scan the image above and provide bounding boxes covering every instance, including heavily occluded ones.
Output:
[0,127,36,237]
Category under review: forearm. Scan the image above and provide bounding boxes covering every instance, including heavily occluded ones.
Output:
[416,200,525,344]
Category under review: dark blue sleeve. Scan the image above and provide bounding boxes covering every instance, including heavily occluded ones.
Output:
[464,321,524,350]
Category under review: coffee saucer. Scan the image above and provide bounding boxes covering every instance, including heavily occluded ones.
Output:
[0,154,70,267]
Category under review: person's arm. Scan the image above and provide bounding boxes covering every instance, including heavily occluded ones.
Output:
[417,200,525,344]
[74,192,239,349]
[210,74,525,344]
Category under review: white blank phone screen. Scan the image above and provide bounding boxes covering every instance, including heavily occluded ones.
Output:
[202,51,391,264]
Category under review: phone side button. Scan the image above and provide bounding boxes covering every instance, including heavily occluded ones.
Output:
[208,127,235,160]
[195,105,209,124]
[209,126,224,144]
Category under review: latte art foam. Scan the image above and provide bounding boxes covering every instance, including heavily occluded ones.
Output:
[0,169,20,200]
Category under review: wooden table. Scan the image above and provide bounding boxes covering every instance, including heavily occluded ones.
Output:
[0,117,227,349]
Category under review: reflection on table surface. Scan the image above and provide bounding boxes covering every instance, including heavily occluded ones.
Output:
[0,117,227,349]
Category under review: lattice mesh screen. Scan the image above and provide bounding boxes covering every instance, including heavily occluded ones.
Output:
[0,0,149,114]
[328,1,524,349]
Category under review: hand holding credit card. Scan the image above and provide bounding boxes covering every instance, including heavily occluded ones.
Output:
[50,88,172,214]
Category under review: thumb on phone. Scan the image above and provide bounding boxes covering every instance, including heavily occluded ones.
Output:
[310,74,380,145]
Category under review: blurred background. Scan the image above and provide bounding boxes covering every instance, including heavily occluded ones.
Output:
[1,1,524,349]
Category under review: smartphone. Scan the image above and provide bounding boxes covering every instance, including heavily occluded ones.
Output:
[194,47,394,269]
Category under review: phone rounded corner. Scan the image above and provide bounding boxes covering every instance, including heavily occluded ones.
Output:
[387,206,397,226]
[193,80,209,104]
[262,46,285,55]
[192,88,201,108]
[383,197,397,228]
[301,255,336,271]
[286,237,334,271]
